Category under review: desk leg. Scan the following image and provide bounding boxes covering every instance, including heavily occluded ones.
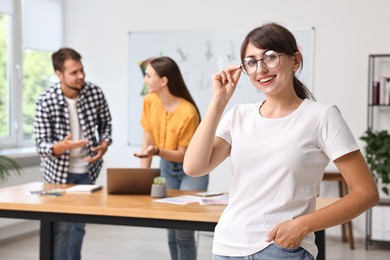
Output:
[315,230,325,260]
[40,221,53,260]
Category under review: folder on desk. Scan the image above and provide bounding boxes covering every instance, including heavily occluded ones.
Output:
[106,168,160,194]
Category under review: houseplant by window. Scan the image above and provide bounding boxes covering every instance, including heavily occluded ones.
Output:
[0,148,21,184]
[360,129,390,195]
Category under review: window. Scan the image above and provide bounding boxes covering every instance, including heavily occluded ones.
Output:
[0,0,62,148]
[22,49,56,141]
[0,13,12,140]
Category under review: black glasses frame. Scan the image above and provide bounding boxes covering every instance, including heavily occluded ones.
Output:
[241,51,283,75]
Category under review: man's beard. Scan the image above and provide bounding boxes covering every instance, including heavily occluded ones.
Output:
[66,83,85,93]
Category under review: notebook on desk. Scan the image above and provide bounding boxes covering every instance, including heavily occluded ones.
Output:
[106,168,160,194]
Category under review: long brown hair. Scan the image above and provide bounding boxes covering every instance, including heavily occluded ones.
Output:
[240,23,315,100]
[150,57,201,118]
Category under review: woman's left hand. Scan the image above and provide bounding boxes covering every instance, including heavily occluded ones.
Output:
[266,219,306,248]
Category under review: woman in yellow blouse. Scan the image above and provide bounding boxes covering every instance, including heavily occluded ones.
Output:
[134,56,209,260]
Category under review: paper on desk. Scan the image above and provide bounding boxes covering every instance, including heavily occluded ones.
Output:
[199,194,229,205]
[65,184,102,193]
[154,195,201,205]
[154,194,229,205]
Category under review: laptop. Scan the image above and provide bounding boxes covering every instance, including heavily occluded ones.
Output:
[106,168,160,194]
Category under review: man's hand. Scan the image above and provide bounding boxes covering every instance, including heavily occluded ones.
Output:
[84,141,109,163]
[53,133,89,156]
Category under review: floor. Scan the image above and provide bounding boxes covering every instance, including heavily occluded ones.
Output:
[0,224,389,260]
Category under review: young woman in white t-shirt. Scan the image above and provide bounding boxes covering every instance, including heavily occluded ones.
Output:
[183,23,379,260]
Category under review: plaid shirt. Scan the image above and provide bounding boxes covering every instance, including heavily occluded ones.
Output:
[34,82,113,183]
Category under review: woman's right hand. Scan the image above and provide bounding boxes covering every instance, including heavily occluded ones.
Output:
[133,145,158,158]
[184,66,240,176]
[212,65,242,103]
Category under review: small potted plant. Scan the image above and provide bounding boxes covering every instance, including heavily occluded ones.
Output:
[360,129,390,196]
[151,176,167,198]
[0,147,21,184]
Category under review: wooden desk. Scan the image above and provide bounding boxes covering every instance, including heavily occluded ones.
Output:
[0,182,337,260]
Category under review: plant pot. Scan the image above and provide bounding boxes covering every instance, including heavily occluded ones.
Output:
[151,184,167,198]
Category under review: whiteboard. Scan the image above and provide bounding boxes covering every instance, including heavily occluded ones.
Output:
[128,28,315,146]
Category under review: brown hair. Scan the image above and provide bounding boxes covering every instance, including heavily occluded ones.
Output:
[150,57,201,118]
[240,23,315,100]
[52,48,82,73]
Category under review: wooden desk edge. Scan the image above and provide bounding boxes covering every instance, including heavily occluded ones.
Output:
[0,182,339,222]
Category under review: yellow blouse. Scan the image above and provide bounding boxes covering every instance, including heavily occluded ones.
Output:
[140,93,200,150]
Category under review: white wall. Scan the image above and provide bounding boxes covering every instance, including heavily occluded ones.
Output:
[62,0,390,239]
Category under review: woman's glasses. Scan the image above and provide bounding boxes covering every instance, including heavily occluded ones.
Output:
[241,50,283,75]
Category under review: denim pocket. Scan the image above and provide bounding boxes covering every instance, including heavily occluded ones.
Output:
[272,243,302,252]
[269,244,314,260]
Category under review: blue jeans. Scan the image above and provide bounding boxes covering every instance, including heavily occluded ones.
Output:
[212,244,314,260]
[53,173,92,260]
[160,159,209,260]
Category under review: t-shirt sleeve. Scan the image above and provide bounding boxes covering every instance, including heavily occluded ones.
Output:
[318,105,360,161]
[216,108,234,145]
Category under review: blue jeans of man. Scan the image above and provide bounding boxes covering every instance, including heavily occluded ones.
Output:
[53,173,92,260]
[160,159,209,260]
[212,244,314,260]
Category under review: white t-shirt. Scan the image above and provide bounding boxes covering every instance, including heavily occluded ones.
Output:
[214,99,359,258]
[64,96,89,174]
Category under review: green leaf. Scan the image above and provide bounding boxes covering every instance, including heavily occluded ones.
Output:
[360,129,390,194]
[0,153,21,183]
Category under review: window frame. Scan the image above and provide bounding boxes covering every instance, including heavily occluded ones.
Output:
[0,0,62,149]
[0,1,22,148]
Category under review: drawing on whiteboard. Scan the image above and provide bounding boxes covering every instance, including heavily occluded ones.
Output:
[196,71,212,90]
[227,41,237,62]
[176,48,188,62]
[205,41,213,61]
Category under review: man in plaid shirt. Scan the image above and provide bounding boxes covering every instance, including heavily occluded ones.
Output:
[34,48,112,260]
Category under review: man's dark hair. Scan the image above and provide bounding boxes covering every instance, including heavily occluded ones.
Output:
[52,48,82,73]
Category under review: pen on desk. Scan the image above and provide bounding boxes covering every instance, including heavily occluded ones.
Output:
[30,189,64,196]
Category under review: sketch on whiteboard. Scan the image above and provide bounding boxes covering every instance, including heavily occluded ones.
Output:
[176,48,188,62]
[205,41,213,61]
[227,41,237,62]
[196,71,212,90]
